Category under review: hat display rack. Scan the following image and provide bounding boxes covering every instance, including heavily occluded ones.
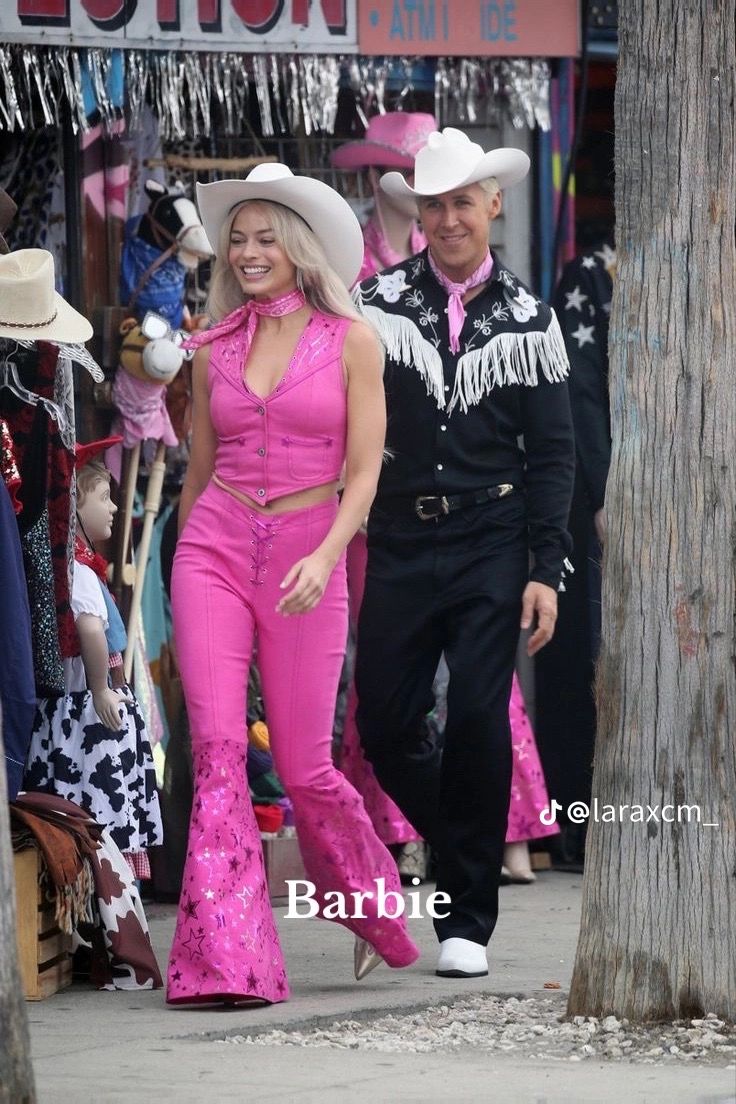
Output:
[0,45,552,142]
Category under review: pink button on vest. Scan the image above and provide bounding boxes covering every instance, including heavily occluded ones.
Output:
[203,309,351,504]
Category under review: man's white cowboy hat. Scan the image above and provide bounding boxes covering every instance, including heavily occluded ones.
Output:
[380,127,530,200]
[0,249,92,343]
[196,164,365,289]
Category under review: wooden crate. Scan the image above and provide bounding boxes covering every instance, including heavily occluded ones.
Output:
[13,847,73,1001]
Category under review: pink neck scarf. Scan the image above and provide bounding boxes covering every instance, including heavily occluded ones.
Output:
[248,288,306,317]
[183,288,306,354]
[427,249,494,354]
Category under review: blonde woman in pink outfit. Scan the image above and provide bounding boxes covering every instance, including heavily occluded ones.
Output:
[166,164,419,1006]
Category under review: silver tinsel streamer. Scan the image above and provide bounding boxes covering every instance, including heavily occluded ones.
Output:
[252,54,273,137]
[57,49,89,135]
[0,45,551,138]
[88,48,116,134]
[23,46,55,128]
[125,50,143,133]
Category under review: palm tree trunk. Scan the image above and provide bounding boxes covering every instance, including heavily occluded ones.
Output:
[568,0,736,1020]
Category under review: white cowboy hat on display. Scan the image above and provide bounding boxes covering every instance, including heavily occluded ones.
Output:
[196,164,365,289]
[380,128,530,200]
[0,249,93,343]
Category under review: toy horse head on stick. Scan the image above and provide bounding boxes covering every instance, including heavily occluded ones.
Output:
[120,180,212,328]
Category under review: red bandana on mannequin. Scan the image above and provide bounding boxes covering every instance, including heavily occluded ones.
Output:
[74,534,108,584]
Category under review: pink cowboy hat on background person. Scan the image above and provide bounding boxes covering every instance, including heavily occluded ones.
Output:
[331,112,438,171]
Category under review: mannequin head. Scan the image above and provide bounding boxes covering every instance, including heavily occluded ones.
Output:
[368,167,419,221]
[77,461,117,545]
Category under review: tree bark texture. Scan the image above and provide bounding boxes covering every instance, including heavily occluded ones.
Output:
[569,0,736,1020]
[0,711,36,1102]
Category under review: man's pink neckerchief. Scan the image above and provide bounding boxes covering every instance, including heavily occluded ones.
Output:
[427,249,494,354]
[183,288,307,354]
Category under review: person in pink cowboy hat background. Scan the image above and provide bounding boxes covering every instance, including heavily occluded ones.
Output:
[331,112,436,883]
[332,112,436,283]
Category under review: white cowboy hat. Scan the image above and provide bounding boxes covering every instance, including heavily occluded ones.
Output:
[0,249,92,343]
[380,127,530,200]
[196,164,365,289]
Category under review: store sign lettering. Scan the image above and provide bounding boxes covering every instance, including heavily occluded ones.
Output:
[16,0,347,35]
[385,0,518,45]
[480,1,518,43]
[387,0,443,42]
[360,0,579,56]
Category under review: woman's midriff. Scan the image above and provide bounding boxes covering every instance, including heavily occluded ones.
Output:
[212,472,340,515]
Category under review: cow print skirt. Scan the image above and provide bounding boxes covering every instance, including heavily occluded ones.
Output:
[24,690,163,856]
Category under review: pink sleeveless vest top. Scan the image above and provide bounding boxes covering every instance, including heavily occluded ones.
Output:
[198,308,351,505]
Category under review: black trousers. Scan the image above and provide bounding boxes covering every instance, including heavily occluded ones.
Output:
[355,495,529,946]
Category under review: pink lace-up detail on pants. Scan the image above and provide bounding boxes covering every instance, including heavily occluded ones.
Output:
[249,514,279,586]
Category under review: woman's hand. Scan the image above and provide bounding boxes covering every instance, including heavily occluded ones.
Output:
[92,687,130,731]
[277,551,336,615]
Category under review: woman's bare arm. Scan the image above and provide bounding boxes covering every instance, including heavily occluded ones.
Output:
[178,344,217,535]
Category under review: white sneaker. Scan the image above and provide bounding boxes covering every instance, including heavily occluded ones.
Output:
[436,937,488,978]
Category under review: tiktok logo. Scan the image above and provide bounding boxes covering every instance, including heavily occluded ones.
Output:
[539,799,563,825]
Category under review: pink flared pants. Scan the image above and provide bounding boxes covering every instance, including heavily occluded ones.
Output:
[167,483,418,1005]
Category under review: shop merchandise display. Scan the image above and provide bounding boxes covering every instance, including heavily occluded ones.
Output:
[25,438,163,878]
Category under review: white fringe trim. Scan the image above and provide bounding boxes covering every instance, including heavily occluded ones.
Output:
[359,303,446,410]
[448,309,571,415]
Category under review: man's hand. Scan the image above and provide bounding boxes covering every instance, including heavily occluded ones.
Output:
[521,581,558,656]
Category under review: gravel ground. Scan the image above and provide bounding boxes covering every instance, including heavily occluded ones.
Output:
[220,995,736,1068]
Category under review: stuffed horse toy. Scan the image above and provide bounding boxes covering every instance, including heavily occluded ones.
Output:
[120,179,212,328]
[112,180,212,460]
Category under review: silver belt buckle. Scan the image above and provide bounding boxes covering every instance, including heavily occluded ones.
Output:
[415,495,449,521]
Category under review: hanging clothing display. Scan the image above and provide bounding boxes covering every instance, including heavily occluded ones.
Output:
[0,476,35,800]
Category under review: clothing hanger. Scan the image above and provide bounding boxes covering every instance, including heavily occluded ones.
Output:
[0,346,68,430]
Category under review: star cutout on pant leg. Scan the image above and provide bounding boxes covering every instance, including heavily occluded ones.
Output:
[183,896,199,919]
[181,929,205,959]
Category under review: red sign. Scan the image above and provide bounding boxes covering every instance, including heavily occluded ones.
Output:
[6,0,354,50]
[358,0,580,57]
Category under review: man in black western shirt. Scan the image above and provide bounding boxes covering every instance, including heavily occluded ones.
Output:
[354,128,575,978]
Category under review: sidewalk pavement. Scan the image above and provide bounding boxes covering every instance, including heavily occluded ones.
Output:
[26,873,735,1104]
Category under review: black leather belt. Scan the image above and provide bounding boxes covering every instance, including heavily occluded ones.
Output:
[377,484,515,522]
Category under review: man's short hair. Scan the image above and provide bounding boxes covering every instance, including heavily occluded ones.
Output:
[478,177,500,198]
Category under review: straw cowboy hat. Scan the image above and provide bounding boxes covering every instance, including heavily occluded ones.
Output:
[331,112,437,170]
[380,127,530,200]
[0,248,93,343]
[196,163,365,289]
[0,187,17,254]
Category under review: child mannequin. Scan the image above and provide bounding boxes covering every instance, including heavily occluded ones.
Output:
[25,437,163,879]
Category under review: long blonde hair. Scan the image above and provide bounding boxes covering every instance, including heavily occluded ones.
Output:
[206,199,362,324]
